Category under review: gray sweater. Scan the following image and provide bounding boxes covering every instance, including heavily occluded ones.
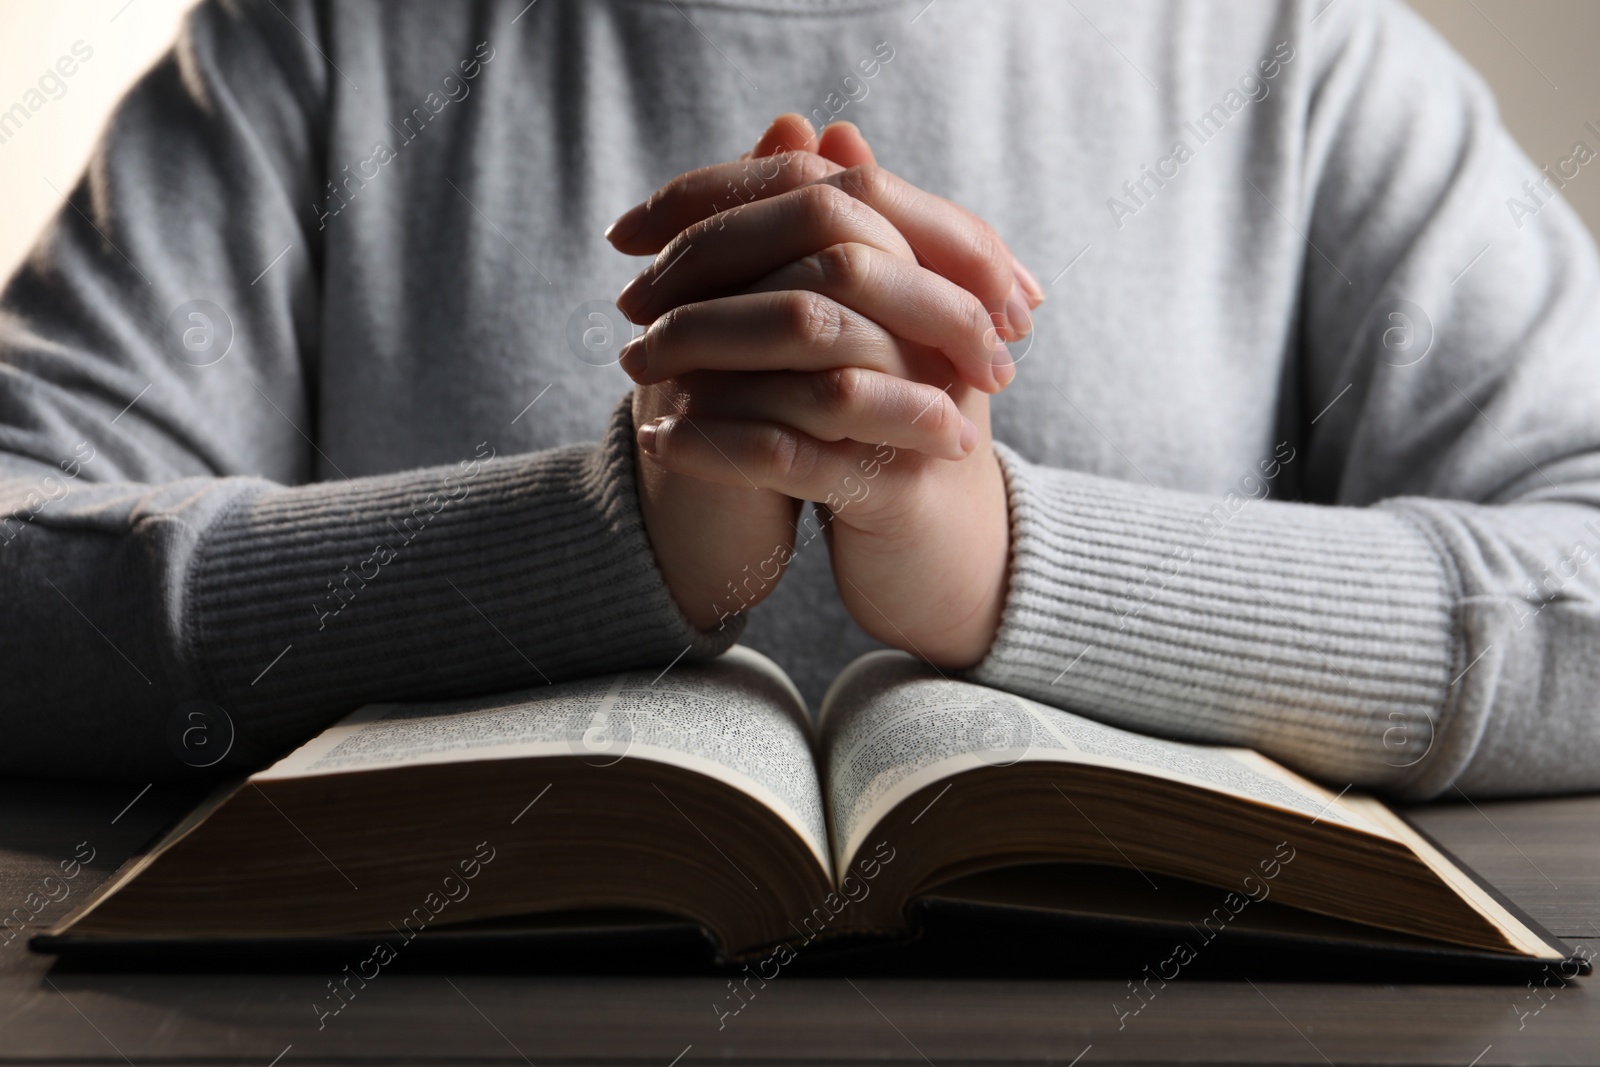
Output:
[3,0,1598,799]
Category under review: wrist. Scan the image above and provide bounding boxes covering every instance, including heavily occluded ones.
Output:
[911,473,1011,669]
[835,444,1011,668]
[631,390,799,631]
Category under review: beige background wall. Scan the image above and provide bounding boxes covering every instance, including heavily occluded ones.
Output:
[0,0,1597,281]
[0,0,198,281]
[1409,0,1600,237]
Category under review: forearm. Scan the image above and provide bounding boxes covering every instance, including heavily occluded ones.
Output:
[971,445,1600,799]
[0,398,737,781]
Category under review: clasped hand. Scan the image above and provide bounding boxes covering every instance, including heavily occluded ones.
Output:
[608,115,1044,669]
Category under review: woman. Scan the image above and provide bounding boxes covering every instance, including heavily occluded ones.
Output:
[2,0,1597,798]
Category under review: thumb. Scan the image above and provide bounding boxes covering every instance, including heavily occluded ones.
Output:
[817,121,876,168]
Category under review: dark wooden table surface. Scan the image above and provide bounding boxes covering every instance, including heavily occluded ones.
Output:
[0,779,1594,1066]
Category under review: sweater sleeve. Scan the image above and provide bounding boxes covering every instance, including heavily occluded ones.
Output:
[0,0,734,782]
[971,0,1600,800]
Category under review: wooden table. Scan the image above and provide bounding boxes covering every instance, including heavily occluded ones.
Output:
[1,779,1594,1066]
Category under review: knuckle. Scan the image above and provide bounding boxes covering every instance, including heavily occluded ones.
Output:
[792,151,835,185]
[653,303,693,344]
[797,182,856,233]
[643,180,676,216]
[844,163,890,203]
[685,209,723,244]
[919,389,957,436]
[813,242,870,291]
[814,367,868,425]
[969,218,1006,266]
[786,290,845,351]
[968,292,1002,344]
[967,221,1012,291]
[757,426,815,483]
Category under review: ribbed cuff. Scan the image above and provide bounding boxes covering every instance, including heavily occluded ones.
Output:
[187,394,741,764]
[971,444,1465,796]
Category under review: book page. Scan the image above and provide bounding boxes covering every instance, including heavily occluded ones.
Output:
[820,652,1391,873]
[254,646,831,874]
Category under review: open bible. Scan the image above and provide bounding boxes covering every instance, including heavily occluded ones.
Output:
[35,648,1584,975]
